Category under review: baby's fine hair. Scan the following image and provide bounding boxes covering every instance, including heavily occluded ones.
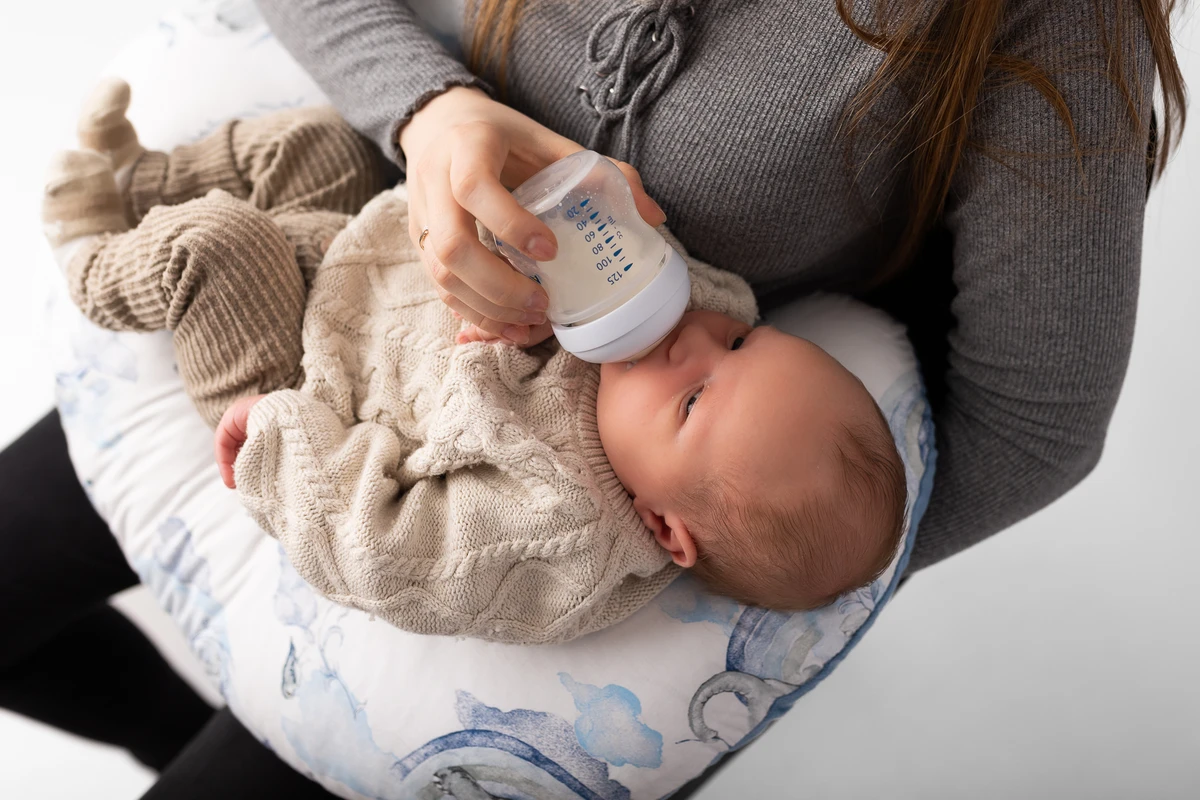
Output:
[685,406,907,610]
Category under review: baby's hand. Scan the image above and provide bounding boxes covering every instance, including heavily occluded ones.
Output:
[214,394,266,489]
[456,319,554,347]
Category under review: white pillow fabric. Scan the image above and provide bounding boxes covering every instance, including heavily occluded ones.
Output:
[47,5,936,797]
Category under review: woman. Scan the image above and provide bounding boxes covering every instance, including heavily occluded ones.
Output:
[257,0,1184,571]
[0,0,1185,795]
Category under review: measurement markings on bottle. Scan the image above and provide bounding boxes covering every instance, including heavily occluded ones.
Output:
[568,200,631,285]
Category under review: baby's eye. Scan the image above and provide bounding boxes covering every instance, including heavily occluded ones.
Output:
[685,391,700,417]
[731,336,745,351]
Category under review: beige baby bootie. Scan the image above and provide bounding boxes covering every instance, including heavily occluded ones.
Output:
[77,77,144,173]
[42,150,128,248]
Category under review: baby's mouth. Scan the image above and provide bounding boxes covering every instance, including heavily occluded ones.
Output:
[615,323,681,369]
[624,337,666,363]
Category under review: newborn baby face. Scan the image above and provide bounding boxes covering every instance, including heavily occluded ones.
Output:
[596,310,877,561]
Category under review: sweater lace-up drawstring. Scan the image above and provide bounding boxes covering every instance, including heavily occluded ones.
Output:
[578,1,694,162]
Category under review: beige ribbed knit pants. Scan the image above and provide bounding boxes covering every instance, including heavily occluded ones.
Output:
[67,107,391,428]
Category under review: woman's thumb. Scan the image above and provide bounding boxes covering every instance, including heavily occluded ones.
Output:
[610,159,667,227]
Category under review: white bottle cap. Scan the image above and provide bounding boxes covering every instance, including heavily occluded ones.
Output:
[552,245,690,363]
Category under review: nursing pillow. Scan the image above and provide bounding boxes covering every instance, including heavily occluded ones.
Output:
[47,4,935,797]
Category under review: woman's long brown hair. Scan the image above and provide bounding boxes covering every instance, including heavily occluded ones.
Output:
[464,0,527,101]
[464,0,1187,277]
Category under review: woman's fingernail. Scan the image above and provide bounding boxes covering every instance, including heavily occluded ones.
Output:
[526,293,549,312]
[526,234,556,261]
[503,325,530,343]
[521,311,546,325]
[648,197,666,221]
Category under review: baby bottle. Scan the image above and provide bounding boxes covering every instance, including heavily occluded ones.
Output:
[492,150,689,363]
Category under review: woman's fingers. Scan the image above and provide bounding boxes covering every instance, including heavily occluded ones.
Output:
[456,319,554,348]
[407,168,429,253]
[401,101,662,341]
[610,159,667,227]
[432,272,534,342]
[422,241,545,331]
[523,319,555,346]
[410,158,533,340]
[446,132,559,262]
[420,151,549,323]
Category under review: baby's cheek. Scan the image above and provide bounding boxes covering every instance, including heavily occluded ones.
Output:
[596,385,640,484]
[595,393,625,457]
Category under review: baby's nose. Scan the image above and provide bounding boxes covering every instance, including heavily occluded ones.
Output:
[669,322,716,364]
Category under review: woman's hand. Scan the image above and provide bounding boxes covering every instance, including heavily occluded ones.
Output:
[214,394,266,489]
[400,86,667,346]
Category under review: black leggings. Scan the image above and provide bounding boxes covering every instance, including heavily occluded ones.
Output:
[0,411,337,799]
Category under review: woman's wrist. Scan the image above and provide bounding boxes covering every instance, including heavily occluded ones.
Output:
[398,85,492,167]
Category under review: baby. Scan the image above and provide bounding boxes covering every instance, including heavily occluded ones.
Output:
[43,80,907,644]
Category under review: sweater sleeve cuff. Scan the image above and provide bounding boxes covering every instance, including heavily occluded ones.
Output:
[233,390,304,503]
[245,389,305,439]
[386,73,497,173]
[255,0,497,175]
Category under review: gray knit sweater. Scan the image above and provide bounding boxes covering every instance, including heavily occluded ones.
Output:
[256,0,1155,573]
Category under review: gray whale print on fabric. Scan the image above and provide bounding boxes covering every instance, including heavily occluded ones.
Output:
[427,690,634,800]
[685,609,825,748]
[271,547,634,799]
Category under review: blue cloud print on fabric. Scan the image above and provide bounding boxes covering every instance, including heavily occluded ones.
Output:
[654,573,741,634]
[134,517,234,701]
[57,327,139,450]
[559,673,663,769]
[282,669,406,800]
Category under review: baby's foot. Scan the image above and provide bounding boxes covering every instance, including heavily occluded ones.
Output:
[42,149,128,249]
[77,77,144,181]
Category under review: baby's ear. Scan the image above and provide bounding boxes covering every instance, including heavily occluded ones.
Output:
[634,498,697,568]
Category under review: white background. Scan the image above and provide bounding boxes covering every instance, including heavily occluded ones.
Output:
[1,2,1197,799]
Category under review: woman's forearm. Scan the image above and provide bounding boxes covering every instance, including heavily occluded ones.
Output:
[256,0,493,167]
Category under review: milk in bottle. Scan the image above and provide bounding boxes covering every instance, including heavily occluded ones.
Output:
[493,150,690,363]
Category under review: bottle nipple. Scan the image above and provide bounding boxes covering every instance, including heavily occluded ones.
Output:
[624,330,672,363]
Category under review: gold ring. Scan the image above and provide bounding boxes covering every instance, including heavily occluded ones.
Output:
[418,227,430,250]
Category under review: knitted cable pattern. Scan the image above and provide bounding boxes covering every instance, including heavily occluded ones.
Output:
[235,187,758,644]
